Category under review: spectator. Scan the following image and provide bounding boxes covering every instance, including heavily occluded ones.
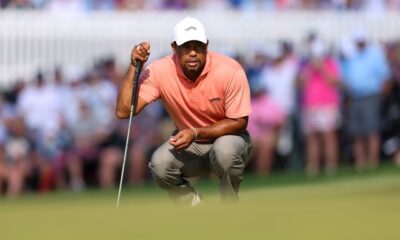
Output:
[261,41,298,158]
[298,38,341,176]
[86,0,116,11]
[4,0,34,9]
[74,70,117,188]
[162,0,192,9]
[246,45,267,88]
[248,76,286,176]
[70,99,101,188]
[16,72,63,192]
[48,69,81,190]
[382,41,400,167]
[341,30,390,171]
[45,0,87,12]
[0,117,32,197]
[16,72,61,138]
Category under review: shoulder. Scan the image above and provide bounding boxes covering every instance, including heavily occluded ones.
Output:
[141,55,175,81]
[209,52,243,74]
[147,54,175,71]
[370,45,387,60]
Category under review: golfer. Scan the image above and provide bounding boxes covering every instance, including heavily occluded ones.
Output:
[116,17,252,206]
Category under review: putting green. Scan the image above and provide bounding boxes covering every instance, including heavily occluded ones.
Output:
[1,169,399,240]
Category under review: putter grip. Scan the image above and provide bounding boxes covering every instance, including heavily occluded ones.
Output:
[131,60,142,107]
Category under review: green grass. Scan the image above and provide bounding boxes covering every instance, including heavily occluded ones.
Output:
[1,165,400,240]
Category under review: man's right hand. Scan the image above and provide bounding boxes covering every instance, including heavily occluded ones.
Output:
[169,128,197,149]
[131,42,151,66]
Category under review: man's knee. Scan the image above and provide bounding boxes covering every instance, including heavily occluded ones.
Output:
[210,144,238,171]
[210,135,251,173]
[148,146,175,180]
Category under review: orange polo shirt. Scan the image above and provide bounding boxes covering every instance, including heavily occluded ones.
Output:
[138,51,251,131]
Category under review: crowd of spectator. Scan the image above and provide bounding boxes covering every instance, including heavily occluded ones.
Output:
[2,0,400,11]
[245,31,400,177]
[1,29,400,197]
[0,58,171,197]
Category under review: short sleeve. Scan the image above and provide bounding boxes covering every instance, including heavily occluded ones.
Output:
[224,69,252,119]
[138,65,161,103]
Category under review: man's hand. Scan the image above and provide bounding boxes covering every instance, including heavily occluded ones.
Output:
[131,42,151,66]
[116,42,150,119]
[169,128,197,149]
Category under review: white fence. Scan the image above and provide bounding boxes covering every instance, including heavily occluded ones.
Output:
[1,10,400,88]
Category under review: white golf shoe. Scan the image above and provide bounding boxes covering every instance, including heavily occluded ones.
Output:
[190,192,203,207]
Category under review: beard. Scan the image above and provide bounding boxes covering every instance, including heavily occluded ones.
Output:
[182,58,204,79]
[182,63,204,80]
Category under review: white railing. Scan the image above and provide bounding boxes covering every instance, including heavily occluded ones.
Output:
[1,10,400,87]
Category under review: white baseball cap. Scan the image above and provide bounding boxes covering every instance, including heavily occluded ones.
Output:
[173,17,207,46]
[309,38,326,59]
[353,28,367,42]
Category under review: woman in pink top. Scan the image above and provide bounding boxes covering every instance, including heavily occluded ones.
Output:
[248,80,286,176]
[298,39,341,176]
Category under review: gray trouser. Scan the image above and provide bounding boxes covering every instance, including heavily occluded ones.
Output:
[148,132,252,203]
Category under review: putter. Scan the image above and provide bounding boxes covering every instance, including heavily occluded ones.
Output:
[116,60,142,208]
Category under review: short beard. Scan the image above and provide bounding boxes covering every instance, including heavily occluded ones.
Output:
[183,65,203,81]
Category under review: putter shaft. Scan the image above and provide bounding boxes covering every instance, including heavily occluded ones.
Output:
[116,105,134,208]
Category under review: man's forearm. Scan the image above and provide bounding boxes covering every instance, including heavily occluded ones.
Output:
[116,65,136,118]
[195,117,248,140]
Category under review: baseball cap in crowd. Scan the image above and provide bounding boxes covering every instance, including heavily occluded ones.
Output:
[352,27,368,43]
[309,38,326,59]
[173,17,207,46]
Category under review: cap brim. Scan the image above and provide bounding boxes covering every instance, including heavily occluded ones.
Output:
[176,37,207,46]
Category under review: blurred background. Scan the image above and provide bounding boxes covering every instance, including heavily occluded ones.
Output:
[0,0,400,198]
